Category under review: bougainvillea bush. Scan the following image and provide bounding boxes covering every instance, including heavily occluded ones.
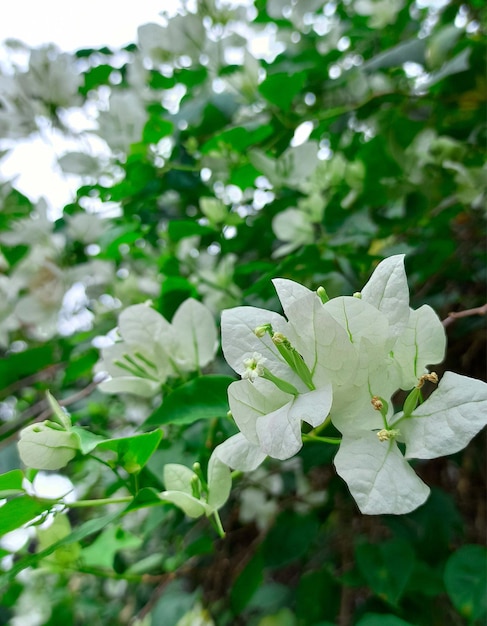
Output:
[0,1,486,625]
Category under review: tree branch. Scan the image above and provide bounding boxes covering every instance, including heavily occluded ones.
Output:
[442,303,487,328]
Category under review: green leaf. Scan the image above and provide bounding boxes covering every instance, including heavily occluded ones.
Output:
[81,525,143,569]
[444,545,487,621]
[262,511,319,567]
[231,551,264,613]
[143,116,173,144]
[71,427,106,455]
[143,375,234,427]
[356,615,415,626]
[0,469,25,498]
[0,495,47,537]
[95,430,163,473]
[0,345,57,392]
[46,391,71,429]
[37,514,81,568]
[296,569,340,624]
[167,220,215,242]
[355,538,416,606]
[258,72,307,111]
[0,511,121,588]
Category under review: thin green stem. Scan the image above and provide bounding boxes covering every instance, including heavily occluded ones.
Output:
[309,415,332,436]
[211,511,225,538]
[302,434,341,445]
[36,496,133,509]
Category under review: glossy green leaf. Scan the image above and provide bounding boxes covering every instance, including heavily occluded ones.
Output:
[95,429,163,473]
[0,496,48,537]
[444,545,487,621]
[143,375,234,426]
[355,539,416,605]
[0,469,25,498]
[81,525,143,569]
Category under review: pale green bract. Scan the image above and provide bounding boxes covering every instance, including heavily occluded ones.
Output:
[217,254,487,515]
[18,392,79,470]
[96,298,218,398]
[161,452,232,519]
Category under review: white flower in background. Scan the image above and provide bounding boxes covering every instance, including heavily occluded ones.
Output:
[0,199,63,250]
[96,298,218,397]
[189,251,242,313]
[0,275,19,347]
[354,0,404,28]
[97,91,147,154]
[249,141,320,190]
[10,250,67,341]
[272,208,315,258]
[65,213,108,244]
[18,46,82,109]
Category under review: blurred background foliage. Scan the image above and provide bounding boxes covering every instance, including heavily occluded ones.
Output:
[0,0,485,624]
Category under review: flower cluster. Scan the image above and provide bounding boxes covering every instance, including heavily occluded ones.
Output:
[96,298,218,397]
[215,255,487,514]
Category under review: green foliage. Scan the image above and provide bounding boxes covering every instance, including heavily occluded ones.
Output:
[0,0,486,624]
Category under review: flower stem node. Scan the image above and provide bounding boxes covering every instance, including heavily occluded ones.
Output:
[377,428,400,442]
[417,372,439,388]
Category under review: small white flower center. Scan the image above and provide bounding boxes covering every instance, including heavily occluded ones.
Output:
[242,352,267,382]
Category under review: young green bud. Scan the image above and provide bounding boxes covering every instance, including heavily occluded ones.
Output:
[317,286,329,303]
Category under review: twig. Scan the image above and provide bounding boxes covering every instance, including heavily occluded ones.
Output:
[0,378,104,447]
[442,303,487,328]
[0,363,62,400]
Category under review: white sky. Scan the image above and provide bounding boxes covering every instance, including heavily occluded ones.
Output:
[0,0,167,50]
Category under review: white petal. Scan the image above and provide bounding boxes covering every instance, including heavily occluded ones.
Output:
[272,278,313,319]
[399,371,487,459]
[334,432,430,514]
[286,293,358,387]
[221,306,300,385]
[98,376,161,398]
[118,303,172,347]
[290,384,333,428]
[213,433,266,471]
[256,398,302,460]
[392,305,446,390]
[324,296,390,385]
[361,254,410,339]
[228,378,290,444]
[171,298,218,369]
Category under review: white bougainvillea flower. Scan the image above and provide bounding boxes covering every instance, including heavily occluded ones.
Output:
[219,253,486,516]
[161,451,231,520]
[228,377,333,460]
[97,299,217,397]
[335,372,487,514]
[213,432,267,472]
[220,281,360,464]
